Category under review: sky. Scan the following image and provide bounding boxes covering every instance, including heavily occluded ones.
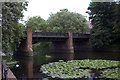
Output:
[22,0,92,22]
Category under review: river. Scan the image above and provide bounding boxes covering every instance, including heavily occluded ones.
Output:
[10,49,120,80]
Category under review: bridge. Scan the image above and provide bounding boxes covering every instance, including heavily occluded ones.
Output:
[17,27,90,56]
[23,31,90,43]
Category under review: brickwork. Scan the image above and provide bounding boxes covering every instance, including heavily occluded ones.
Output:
[67,30,74,53]
[27,27,33,52]
[50,30,74,53]
[17,27,91,55]
[15,27,33,56]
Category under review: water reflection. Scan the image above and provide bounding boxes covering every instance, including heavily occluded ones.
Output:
[11,50,120,80]
[50,52,74,61]
[13,56,33,79]
[26,57,33,80]
[88,73,94,80]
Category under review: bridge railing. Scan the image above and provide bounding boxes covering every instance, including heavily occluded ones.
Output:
[32,31,69,38]
[73,32,90,38]
[23,31,90,38]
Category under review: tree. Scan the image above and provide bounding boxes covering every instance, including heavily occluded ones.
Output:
[25,16,46,31]
[25,16,49,51]
[46,9,89,33]
[87,2,116,48]
[2,2,28,54]
[113,3,120,38]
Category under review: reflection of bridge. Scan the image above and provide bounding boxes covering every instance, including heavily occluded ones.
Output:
[17,27,91,56]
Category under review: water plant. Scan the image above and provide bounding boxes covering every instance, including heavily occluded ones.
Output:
[40,59,120,79]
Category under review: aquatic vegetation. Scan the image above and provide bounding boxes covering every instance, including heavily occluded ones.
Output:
[40,59,120,79]
[100,68,120,79]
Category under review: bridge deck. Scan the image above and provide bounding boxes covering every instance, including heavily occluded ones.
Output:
[23,31,90,43]
[24,31,90,38]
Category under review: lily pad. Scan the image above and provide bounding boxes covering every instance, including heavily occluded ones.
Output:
[40,59,120,79]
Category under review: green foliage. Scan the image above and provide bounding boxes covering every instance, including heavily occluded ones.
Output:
[2,2,28,54]
[33,42,50,51]
[41,59,120,79]
[100,68,120,79]
[25,16,49,51]
[87,2,117,48]
[46,9,89,33]
[25,10,90,51]
[25,16,46,31]
[3,56,18,68]
[113,4,120,38]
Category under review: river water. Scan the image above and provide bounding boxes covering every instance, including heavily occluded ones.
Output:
[10,49,120,80]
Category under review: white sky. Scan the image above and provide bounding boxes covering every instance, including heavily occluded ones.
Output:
[23,0,92,22]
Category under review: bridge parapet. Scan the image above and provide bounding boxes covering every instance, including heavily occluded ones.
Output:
[32,32,68,38]
[23,31,90,39]
[73,33,90,38]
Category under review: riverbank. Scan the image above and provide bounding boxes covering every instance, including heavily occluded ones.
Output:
[0,51,17,79]
[7,67,17,80]
[0,60,17,79]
